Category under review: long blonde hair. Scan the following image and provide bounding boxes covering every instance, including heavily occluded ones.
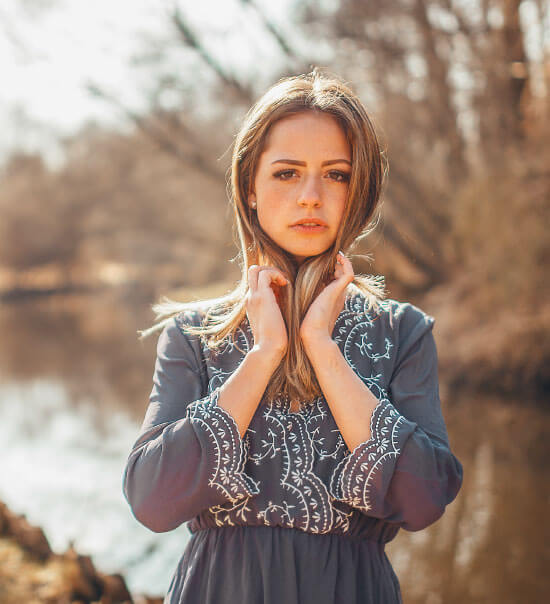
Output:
[139,67,388,408]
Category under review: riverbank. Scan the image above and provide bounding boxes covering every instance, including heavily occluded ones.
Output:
[0,499,162,604]
[419,272,549,405]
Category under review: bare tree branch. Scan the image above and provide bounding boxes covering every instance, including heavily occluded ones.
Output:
[170,6,254,105]
[86,83,223,180]
[381,217,445,284]
[387,163,451,232]
[239,0,300,61]
[413,0,467,183]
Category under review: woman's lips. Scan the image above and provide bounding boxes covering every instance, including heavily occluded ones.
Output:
[290,224,328,234]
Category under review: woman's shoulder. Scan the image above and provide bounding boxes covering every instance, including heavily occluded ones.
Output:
[348,291,437,375]
[153,298,224,369]
[349,290,435,336]
[172,297,226,333]
[147,299,222,352]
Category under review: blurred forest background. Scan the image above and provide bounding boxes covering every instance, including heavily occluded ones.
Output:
[0,0,549,602]
[1,0,548,399]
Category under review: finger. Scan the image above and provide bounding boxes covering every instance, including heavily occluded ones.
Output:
[334,253,346,274]
[264,267,289,286]
[257,268,288,292]
[337,251,349,266]
[248,265,261,293]
[337,253,354,276]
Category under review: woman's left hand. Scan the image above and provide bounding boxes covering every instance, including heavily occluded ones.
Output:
[300,252,355,346]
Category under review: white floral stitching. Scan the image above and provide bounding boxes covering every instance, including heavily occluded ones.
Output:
[254,398,337,533]
[185,387,260,504]
[329,394,407,513]
[186,293,415,533]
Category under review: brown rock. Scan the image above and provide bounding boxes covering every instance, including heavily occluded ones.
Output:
[0,500,158,603]
[132,597,164,604]
[98,572,133,603]
[0,500,8,533]
[64,546,103,601]
[0,501,52,561]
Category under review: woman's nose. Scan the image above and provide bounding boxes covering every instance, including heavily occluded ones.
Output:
[297,176,322,207]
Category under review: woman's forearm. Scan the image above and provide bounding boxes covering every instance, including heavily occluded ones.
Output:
[303,337,379,451]
[217,345,284,438]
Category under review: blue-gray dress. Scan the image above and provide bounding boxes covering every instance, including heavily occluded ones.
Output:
[122,291,463,603]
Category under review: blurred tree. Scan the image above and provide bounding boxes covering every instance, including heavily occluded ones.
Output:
[0,154,80,284]
[0,0,547,398]
[0,0,547,299]
[83,0,546,291]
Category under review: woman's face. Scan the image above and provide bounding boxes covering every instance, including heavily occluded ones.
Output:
[249,110,351,266]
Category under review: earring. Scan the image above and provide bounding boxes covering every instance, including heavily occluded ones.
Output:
[251,201,257,209]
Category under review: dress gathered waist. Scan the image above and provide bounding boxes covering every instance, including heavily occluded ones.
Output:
[188,523,391,548]
[188,512,402,544]
[165,523,403,603]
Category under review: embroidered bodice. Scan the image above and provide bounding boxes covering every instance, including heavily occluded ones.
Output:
[123,291,463,544]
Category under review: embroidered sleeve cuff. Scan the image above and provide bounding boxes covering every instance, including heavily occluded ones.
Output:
[185,387,260,502]
[330,395,417,514]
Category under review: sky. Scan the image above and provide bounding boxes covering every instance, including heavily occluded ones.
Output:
[0,0,547,169]
[0,0,322,168]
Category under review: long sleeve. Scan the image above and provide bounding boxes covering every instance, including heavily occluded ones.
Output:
[122,311,259,533]
[330,309,463,532]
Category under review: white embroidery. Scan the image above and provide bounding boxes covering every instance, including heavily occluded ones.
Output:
[185,387,260,505]
[186,293,410,534]
[310,426,347,461]
[253,397,337,533]
[257,500,295,526]
[249,426,281,464]
[329,394,405,513]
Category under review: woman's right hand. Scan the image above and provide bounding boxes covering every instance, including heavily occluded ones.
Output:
[245,265,289,359]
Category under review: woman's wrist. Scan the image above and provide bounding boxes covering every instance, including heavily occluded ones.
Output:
[301,334,334,359]
[249,343,286,369]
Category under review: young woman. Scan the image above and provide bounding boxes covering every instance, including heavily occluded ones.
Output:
[123,68,463,603]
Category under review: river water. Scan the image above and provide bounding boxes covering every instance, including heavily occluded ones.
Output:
[0,292,547,602]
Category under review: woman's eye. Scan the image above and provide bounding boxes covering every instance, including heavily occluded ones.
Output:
[273,169,350,182]
[329,171,350,183]
[274,170,295,180]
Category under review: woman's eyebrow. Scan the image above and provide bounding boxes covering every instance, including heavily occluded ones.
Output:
[271,158,351,167]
